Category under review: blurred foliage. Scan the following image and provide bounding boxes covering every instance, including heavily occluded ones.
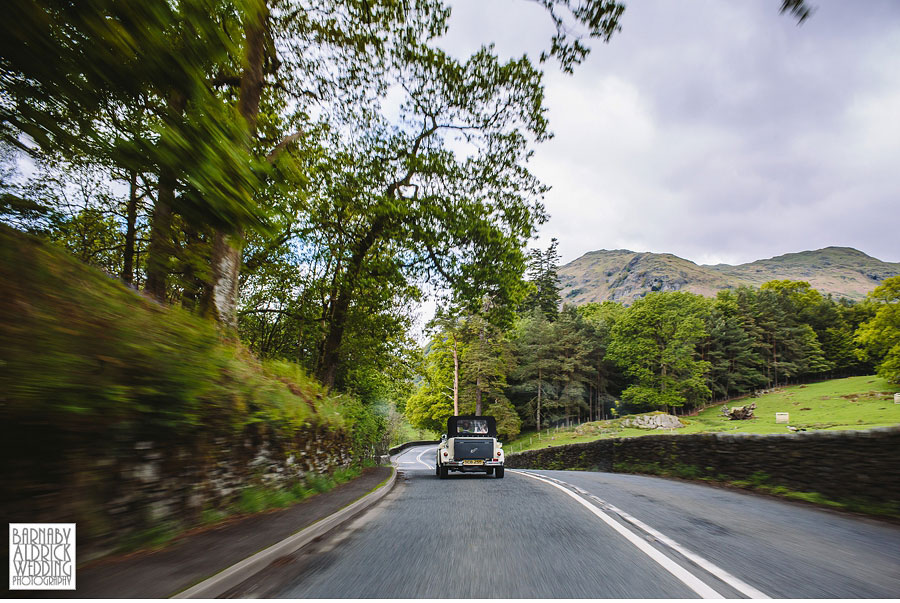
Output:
[0,226,388,452]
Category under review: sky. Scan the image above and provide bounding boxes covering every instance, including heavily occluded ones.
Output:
[437,0,900,267]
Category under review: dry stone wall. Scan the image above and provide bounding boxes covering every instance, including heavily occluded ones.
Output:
[507,427,900,508]
[2,422,354,561]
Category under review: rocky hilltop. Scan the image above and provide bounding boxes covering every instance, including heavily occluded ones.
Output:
[559,246,900,305]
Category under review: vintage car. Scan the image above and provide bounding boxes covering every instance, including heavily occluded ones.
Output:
[435,415,504,478]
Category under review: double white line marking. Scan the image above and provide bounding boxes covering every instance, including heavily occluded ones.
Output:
[512,470,770,600]
[414,446,435,470]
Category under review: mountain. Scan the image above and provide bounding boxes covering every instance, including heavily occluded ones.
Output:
[558,246,900,305]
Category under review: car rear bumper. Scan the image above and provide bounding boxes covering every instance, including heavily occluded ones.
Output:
[441,460,503,467]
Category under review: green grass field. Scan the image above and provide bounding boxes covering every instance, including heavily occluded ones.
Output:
[504,376,900,454]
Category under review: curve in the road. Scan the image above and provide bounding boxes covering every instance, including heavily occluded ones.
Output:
[239,444,900,599]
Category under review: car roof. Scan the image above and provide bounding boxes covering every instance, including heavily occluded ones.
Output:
[446,415,497,438]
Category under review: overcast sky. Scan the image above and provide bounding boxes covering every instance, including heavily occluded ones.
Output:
[438,0,900,267]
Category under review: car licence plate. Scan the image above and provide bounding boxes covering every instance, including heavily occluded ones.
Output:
[463,460,484,466]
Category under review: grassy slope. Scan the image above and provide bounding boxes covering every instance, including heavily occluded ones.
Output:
[0,225,380,553]
[0,224,344,439]
[505,376,900,454]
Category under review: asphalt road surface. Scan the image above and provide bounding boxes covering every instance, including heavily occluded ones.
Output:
[232,444,900,598]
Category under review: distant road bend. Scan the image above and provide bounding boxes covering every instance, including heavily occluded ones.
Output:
[230,444,900,598]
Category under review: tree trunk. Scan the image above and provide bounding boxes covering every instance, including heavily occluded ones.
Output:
[452,335,459,415]
[205,230,243,328]
[121,170,138,285]
[317,288,351,389]
[206,1,267,328]
[314,213,388,389]
[145,91,184,301]
[537,367,542,432]
[772,332,778,387]
[180,224,203,311]
[144,164,175,302]
[475,376,483,416]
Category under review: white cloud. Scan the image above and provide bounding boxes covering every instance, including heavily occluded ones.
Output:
[507,0,900,266]
[433,0,900,275]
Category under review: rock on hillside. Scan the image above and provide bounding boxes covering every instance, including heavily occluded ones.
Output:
[621,413,684,430]
[559,246,900,305]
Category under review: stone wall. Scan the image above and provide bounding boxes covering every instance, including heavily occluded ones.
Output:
[507,427,900,508]
[388,440,439,455]
[2,422,354,561]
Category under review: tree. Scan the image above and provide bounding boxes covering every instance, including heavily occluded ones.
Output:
[2,0,268,306]
[459,314,512,416]
[427,310,465,415]
[299,43,552,389]
[509,308,560,430]
[607,292,711,413]
[704,291,767,400]
[755,281,832,384]
[856,276,900,384]
[405,336,457,434]
[521,238,562,320]
[486,399,522,441]
[578,301,625,419]
[552,306,594,423]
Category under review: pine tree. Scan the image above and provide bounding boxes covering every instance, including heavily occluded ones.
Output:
[509,308,560,430]
[521,238,561,320]
[705,292,766,400]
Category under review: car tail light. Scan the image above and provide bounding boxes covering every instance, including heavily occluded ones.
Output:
[497,450,502,455]
[443,451,448,457]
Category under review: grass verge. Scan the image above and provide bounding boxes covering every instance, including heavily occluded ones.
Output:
[506,376,900,454]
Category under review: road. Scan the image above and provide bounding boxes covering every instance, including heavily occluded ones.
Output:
[231,444,900,598]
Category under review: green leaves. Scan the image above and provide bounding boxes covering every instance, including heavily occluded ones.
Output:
[856,276,900,383]
[607,292,711,412]
[521,238,562,321]
[534,0,625,73]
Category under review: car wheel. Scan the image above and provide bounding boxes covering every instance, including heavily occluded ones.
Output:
[439,466,448,479]
[485,467,494,475]
[495,467,504,478]
[435,460,440,477]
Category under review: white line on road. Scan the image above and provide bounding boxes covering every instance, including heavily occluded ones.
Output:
[514,470,771,599]
[415,446,435,470]
[513,470,723,599]
[597,499,770,599]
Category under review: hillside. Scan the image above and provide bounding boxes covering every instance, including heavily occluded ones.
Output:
[505,376,900,454]
[559,246,900,305]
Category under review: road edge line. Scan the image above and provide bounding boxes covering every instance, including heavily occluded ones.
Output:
[599,500,771,599]
[516,471,771,599]
[512,470,723,599]
[170,467,397,599]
